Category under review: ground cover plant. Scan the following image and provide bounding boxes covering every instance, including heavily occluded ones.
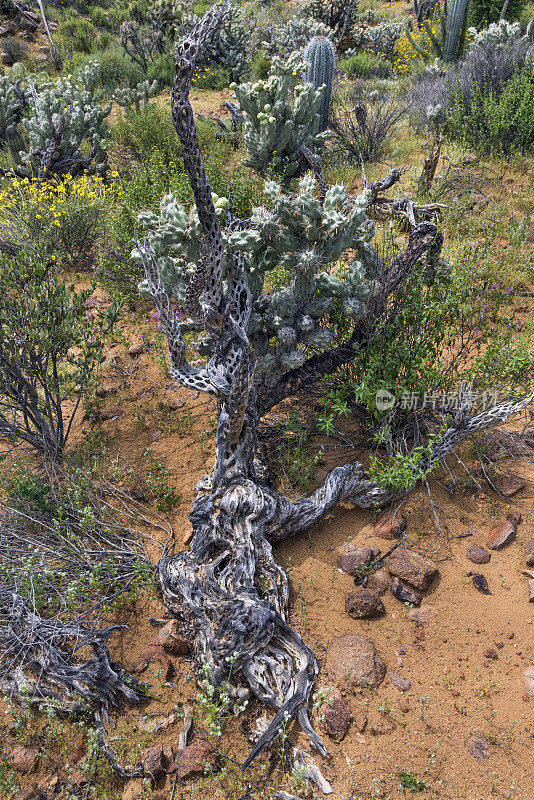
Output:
[0,0,532,797]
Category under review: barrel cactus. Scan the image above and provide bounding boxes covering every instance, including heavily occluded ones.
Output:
[304,36,335,132]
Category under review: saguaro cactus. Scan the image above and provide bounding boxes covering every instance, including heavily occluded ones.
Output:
[443,0,470,61]
[304,36,335,132]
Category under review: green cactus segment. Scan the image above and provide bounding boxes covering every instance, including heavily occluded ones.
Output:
[113,80,159,115]
[135,177,379,381]
[443,0,469,61]
[231,52,329,180]
[0,75,24,143]
[304,36,335,133]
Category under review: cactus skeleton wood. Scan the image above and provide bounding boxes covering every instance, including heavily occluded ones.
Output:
[137,0,534,766]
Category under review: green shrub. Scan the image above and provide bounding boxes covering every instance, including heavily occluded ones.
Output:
[56,12,99,55]
[339,51,387,78]
[0,251,119,461]
[321,249,532,430]
[250,51,271,79]
[192,62,231,90]
[447,63,534,154]
[146,52,175,87]
[67,47,145,93]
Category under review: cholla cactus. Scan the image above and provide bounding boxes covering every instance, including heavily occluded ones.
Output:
[261,16,333,56]
[0,75,24,142]
[467,20,522,48]
[304,36,335,132]
[364,20,404,64]
[16,64,111,180]
[218,13,249,82]
[231,52,330,180]
[135,174,378,384]
[113,79,159,115]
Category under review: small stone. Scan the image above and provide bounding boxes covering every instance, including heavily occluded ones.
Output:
[386,548,438,590]
[525,539,534,567]
[12,747,39,773]
[467,734,490,763]
[366,570,389,596]
[95,385,117,398]
[337,543,380,576]
[466,546,491,565]
[143,745,165,780]
[326,634,386,690]
[489,474,525,497]
[389,672,411,692]
[524,666,534,697]
[157,619,190,656]
[487,514,520,550]
[345,589,385,619]
[373,510,406,540]
[390,577,423,606]
[408,604,436,625]
[471,574,491,594]
[352,708,367,732]
[317,689,350,741]
[369,722,394,735]
[483,649,498,660]
[168,741,216,779]
[128,343,145,356]
[399,698,410,714]
[170,398,185,410]
[149,429,161,443]
[529,579,534,603]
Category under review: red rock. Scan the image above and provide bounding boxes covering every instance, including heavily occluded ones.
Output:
[389,672,411,692]
[352,708,367,732]
[489,474,525,497]
[131,645,173,679]
[366,570,390,595]
[524,666,534,697]
[486,514,520,550]
[157,619,190,656]
[387,548,438,590]
[169,398,185,410]
[408,604,436,625]
[373,510,406,540]
[128,343,145,356]
[390,577,423,606]
[326,634,386,691]
[525,539,534,567]
[466,546,491,565]
[318,689,350,741]
[12,746,39,773]
[483,648,498,660]
[337,543,380,576]
[345,589,385,619]
[143,745,165,780]
[168,741,216,778]
[149,429,161,442]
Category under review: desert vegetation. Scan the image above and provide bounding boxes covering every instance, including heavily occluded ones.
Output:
[0,0,533,799]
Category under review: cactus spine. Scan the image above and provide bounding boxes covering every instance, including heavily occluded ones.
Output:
[304,36,335,133]
[443,0,469,61]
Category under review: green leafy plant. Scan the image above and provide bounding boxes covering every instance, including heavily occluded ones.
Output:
[399,769,427,792]
[0,252,119,461]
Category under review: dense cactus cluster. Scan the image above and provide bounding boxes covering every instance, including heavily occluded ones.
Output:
[136,175,378,382]
[0,63,111,179]
[0,74,24,142]
[231,52,330,179]
[113,79,159,115]
[260,15,333,56]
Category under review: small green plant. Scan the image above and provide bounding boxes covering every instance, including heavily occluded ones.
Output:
[399,769,427,792]
[275,415,322,490]
[144,448,181,514]
[197,653,248,737]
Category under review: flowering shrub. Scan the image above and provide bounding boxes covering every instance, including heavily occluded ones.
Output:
[0,172,122,269]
